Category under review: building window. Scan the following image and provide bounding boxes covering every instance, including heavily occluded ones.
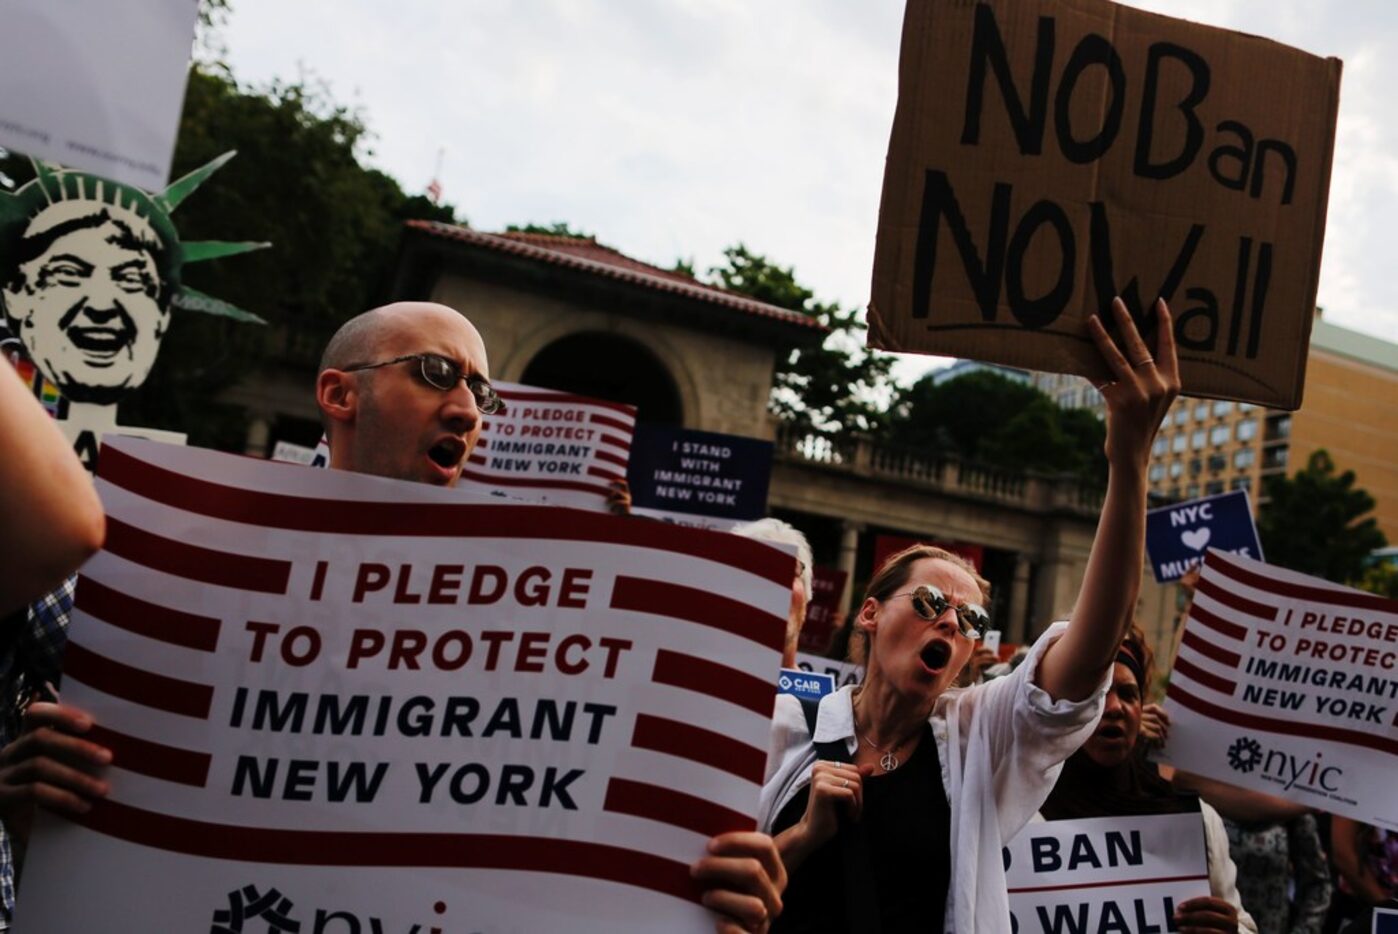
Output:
[1192,429,1207,450]
[1170,461,1184,479]
[1194,402,1210,421]
[1189,458,1203,476]
[1262,445,1290,470]
[1231,476,1251,491]
[1239,402,1255,412]
[1212,401,1234,417]
[1210,425,1231,446]
[1208,453,1227,472]
[1234,448,1255,470]
[1205,480,1225,495]
[1173,433,1187,453]
[1237,418,1257,442]
[1266,415,1292,441]
[1153,436,1167,457]
[1149,463,1165,482]
[1174,408,1188,426]
[1186,484,1200,498]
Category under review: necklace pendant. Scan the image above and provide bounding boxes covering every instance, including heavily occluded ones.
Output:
[880,751,900,772]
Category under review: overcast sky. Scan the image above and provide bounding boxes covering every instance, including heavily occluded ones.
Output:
[224,0,1398,384]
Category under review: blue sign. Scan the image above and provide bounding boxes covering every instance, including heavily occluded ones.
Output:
[1145,489,1264,583]
[627,425,772,523]
[777,668,836,702]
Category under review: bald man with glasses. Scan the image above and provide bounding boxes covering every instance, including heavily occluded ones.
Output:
[0,301,787,934]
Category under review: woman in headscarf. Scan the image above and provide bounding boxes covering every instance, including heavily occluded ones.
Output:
[756,299,1180,934]
[1040,630,1257,933]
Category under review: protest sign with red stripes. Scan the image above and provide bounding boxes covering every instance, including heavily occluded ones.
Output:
[463,381,636,511]
[1160,551,1398,828]
[18,437,789,932]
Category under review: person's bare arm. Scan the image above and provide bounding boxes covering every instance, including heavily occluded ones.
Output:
[1036,299,1180,701]
[1171,769,1310,823]
[0,360,104,613]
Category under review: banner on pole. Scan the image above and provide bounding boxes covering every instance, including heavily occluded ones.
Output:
[17,437,790,932]
[1160,551,1398,828]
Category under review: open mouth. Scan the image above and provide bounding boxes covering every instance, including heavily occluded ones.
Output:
[427,436,467,471]
[1096,724,1126,740]
[920,640,951,673]
[68,325,133,356]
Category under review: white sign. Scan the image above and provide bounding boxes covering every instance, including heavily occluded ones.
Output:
[0,0,200,190]
[1160,551,1398,828]
[270,440,316,466]
[17,437,791,932]
[1005,814,1210,933]
[464,381,636,512]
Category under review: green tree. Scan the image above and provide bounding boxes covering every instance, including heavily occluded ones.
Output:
[1258,450,1387,583]
[705,244,892,436]
[884,370,1106,482]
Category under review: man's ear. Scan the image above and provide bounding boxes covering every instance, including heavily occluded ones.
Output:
[316,369,357,426]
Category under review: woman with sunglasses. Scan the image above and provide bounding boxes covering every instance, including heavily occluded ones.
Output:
[756,299,1179,934]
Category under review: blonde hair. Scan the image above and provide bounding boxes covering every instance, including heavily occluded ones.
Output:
[849,544,990,666]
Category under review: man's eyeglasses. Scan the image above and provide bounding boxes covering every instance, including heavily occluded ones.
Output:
[342,353,505,415]
[890,585,990,640]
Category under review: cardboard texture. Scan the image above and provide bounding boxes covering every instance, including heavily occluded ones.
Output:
[869,0,1342,409]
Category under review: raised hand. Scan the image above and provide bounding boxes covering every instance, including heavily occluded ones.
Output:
[1087,297,1181,471]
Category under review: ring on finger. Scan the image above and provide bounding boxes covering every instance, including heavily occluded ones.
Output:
[1131,356,1155,368]
[841,778,849,788]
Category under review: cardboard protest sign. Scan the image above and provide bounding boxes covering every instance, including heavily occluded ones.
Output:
[463,381,635,512]
[1005,813,1210,932]
[798,566,849,653]
[795,651,863,690]
[0,0,200,190]
[868,0,1342,409]
[0,156,267,471]
[18,437,790,932]
[627,425,773,531]
[1146,489,1263,582]
[777,668,836,703]
[1160,551,1398,828]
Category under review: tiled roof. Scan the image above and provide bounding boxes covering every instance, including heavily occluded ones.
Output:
[404,220,826,332]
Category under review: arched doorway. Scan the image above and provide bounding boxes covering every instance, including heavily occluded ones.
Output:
[520,331,683,425]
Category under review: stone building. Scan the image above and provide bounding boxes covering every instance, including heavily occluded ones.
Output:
[223,223,1123,650]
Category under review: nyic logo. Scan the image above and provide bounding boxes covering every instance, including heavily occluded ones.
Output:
[1225,736,1343,793]
[212,885,301,933]
[211,885,455,934]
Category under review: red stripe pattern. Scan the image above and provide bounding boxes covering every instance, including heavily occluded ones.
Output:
[652,650,776,718]
[612,577,785,651]
[1172,655,1237,696]
[105,516,291,595]
[1188,603,1248,642]
[64,642,214,719]
[74,799,702,903]
[630,714,767,782]
[99,445,791,585]
[1196,575,1278,622]
[1211,551,1396,613]
[86,723,211,787]
[604,777,755,838]
[1180,628,1241,668]
[75,577,221,652]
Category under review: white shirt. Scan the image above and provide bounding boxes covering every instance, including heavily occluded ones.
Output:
[758,622,1108,933]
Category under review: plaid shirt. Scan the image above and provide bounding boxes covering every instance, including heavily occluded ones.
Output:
[0,579,73,927]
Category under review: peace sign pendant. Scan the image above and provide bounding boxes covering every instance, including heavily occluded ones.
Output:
[880,751,900,772]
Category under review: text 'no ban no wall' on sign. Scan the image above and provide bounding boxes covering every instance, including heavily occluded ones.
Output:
[869,0,1342,409]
